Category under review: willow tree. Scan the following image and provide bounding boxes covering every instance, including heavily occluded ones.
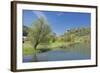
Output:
[28,17,52,61]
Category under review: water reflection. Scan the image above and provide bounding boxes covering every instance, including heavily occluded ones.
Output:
[23,50,90,62]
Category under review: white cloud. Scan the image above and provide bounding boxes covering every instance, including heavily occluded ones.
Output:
[56,12,64,16]
[32,11,47,19]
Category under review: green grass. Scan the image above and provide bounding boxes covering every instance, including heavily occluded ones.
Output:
[23,40,90,56]
[23,42,37,56]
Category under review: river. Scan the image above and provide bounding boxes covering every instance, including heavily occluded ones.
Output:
[23,49,90,62]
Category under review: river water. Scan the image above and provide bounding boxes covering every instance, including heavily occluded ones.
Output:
[23,49,90,62]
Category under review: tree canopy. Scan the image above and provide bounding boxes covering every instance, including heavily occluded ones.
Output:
[28,17,52,49]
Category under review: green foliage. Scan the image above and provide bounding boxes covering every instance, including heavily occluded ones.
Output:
[48,32,57,43]
[23,25,29,36]
[28,17,52,49]
[63,27,90,43]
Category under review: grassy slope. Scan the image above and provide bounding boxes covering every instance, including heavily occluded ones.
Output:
[23,40,90,56]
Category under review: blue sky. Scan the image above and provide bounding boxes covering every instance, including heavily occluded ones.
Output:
[23,10,91,36]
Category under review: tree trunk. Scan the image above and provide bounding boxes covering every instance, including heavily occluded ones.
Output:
[33,49,38,62]
[33,42,39,62]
